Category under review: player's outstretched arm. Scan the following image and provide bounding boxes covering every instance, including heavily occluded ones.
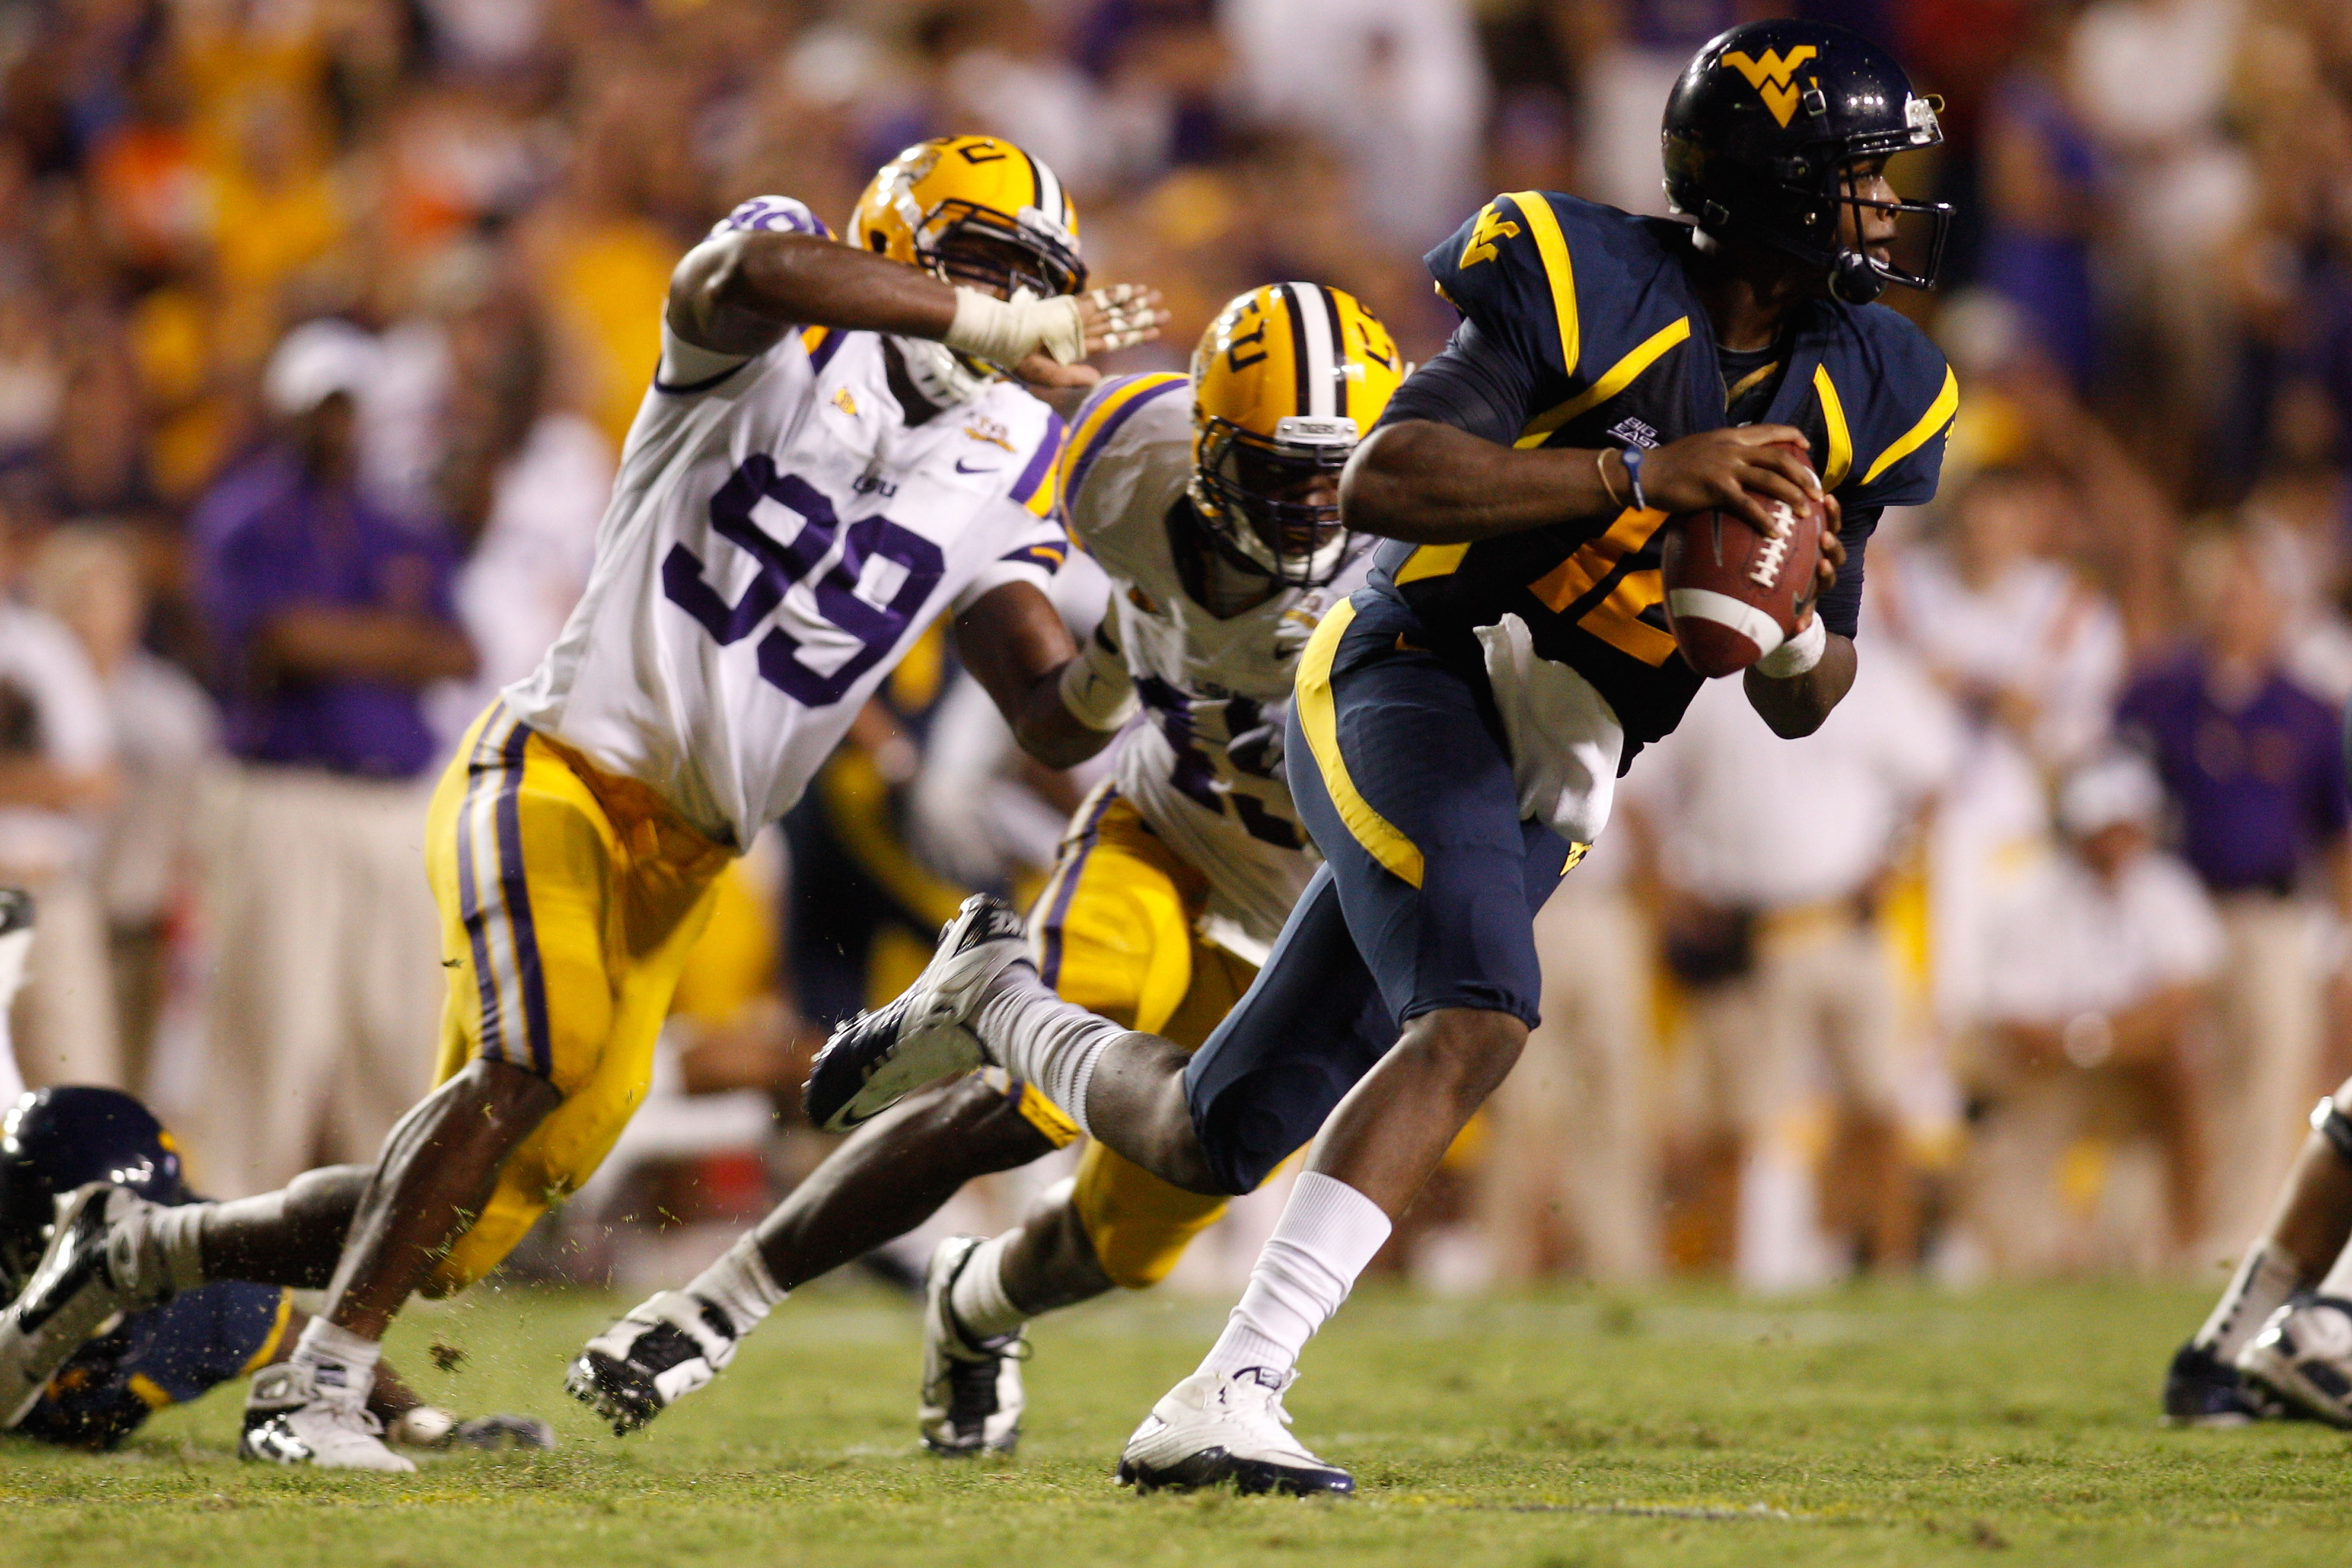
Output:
[953,583,1114,770]
[667,230,1166,388]
[1342,421,1824,545]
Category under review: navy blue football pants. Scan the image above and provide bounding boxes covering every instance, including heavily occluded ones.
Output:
[1182,589,1571,1195]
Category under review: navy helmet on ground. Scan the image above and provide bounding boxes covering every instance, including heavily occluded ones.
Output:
[1663,18,1952,304]
[0,1087,188,1298]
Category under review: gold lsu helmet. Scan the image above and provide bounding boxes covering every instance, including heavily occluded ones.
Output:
[850,135,1086,302]
[849,135,1086,405]
[1190,283,1405,588]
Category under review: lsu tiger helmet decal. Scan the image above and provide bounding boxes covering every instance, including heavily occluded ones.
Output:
[1663,19,1951,305]
[849,135,1087,407]
[1189,283,1404,589]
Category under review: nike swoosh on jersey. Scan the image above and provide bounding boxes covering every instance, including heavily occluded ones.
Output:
[955,459,1000,474]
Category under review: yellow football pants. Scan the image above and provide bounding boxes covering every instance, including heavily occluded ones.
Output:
[1020,783,1257,1289]
[420,701,730,1292]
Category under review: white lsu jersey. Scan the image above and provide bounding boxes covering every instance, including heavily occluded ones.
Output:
[503,197,1066,849]
[1058,372,1371,949]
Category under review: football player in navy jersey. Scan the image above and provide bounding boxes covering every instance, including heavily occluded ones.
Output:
[0,1088,547,1453]
[808,18,1960,1494]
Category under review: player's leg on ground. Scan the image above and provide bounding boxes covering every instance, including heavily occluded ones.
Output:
[250,704,726,1470]
[185,1164,374,1286]
[2201,1078,2352,1423]
[1123,597,1573,1496]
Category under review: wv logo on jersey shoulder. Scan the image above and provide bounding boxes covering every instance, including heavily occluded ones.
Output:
[1721,46,1818,127]
[1459,201,1521,269]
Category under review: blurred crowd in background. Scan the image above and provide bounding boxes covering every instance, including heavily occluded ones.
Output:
[4,0,2352,1298]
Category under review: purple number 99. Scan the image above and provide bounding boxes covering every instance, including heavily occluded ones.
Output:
[663,455,944,708]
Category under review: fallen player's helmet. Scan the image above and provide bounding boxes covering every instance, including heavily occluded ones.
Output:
[1189,283,1405,588]
[1663,18,1951,305]
[0,1087,187,1298]
[849,135,1087,406]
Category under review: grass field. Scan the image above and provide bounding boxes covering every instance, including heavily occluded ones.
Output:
[6,1279,2351,1567]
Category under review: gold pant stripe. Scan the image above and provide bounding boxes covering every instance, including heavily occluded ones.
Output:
[1295,599,1425,889]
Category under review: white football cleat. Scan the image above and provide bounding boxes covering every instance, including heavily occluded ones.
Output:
[0,1182,176,1426]
[802,894,1028,1132]
[2237,1297,2352,1426]
[239,1361,416,1471]
[567,1290,741,1435]
[919,1235,1025,1455]
[1116,1368,1354,1496]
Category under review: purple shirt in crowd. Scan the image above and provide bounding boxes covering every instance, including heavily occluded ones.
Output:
[2117,651,2349,894]
[192,447,459,781]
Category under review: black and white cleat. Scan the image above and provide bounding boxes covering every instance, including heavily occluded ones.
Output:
[1116,1368,1354,1497]
[567,1290,740,1436]
[919,1235,1025,1456]
[803,894,1029,1133]
[2237,1298,2352,1427]
[0,1182,174,1427]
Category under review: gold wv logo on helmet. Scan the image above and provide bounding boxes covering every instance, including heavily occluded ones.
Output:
[1720,46,1820,127]
[1188,283,1405,589]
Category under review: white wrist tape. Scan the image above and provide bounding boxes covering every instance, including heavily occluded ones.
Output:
[1057,629,1138,731]
[1755,613,1827,678]
[944,288,1085,368]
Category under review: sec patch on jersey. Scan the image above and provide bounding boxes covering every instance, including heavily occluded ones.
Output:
[1659,493,1823,678]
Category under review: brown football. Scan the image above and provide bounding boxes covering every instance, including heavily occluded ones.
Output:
[1658,490,1825,678]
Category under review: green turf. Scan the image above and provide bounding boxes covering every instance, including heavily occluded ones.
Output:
[4,1279,2348,1567]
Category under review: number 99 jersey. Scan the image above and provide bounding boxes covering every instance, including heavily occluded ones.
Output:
[502,197,1068,849]
[1056,372,1372,950]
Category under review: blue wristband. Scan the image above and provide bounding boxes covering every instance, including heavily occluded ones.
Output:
[1619,445,1647,511]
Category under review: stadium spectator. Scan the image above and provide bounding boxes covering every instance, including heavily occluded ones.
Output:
[1874,455,2127,1032]
[418,279,610,749]
[1625,641,1960,1286]
[1479,834,1660,1285]
[0,516,120,1089]
[1964,754,2220,1274]
[27,524,219,1094]
[2118,530,2352,1254]
[184,319,474,1195]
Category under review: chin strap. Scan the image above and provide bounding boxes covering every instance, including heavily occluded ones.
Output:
[1829,249,1887,305]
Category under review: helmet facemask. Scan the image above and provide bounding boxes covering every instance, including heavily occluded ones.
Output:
[1190,414,1357,589]
[891,216,1089,409]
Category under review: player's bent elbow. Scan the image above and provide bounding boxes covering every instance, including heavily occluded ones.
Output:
[1338,423,1434,540]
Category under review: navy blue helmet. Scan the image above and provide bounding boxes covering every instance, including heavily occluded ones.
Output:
[1663,19,1952,305]
[0,1088,187,1297]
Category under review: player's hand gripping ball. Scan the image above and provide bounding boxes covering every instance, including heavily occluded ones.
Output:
[1658,459,1825,678]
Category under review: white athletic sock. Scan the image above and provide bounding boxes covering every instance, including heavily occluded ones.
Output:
[976,962,1127,1138]
[289,1316,381,1408]
[1200,1172,1392,1384]
[149,1200,210,1292]
[2194,1240,2303,1359]
[689,1233,788,1337]
[946,1232,1027,1341]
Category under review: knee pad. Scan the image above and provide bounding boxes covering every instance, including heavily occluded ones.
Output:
[2313,1097,2352,1167]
